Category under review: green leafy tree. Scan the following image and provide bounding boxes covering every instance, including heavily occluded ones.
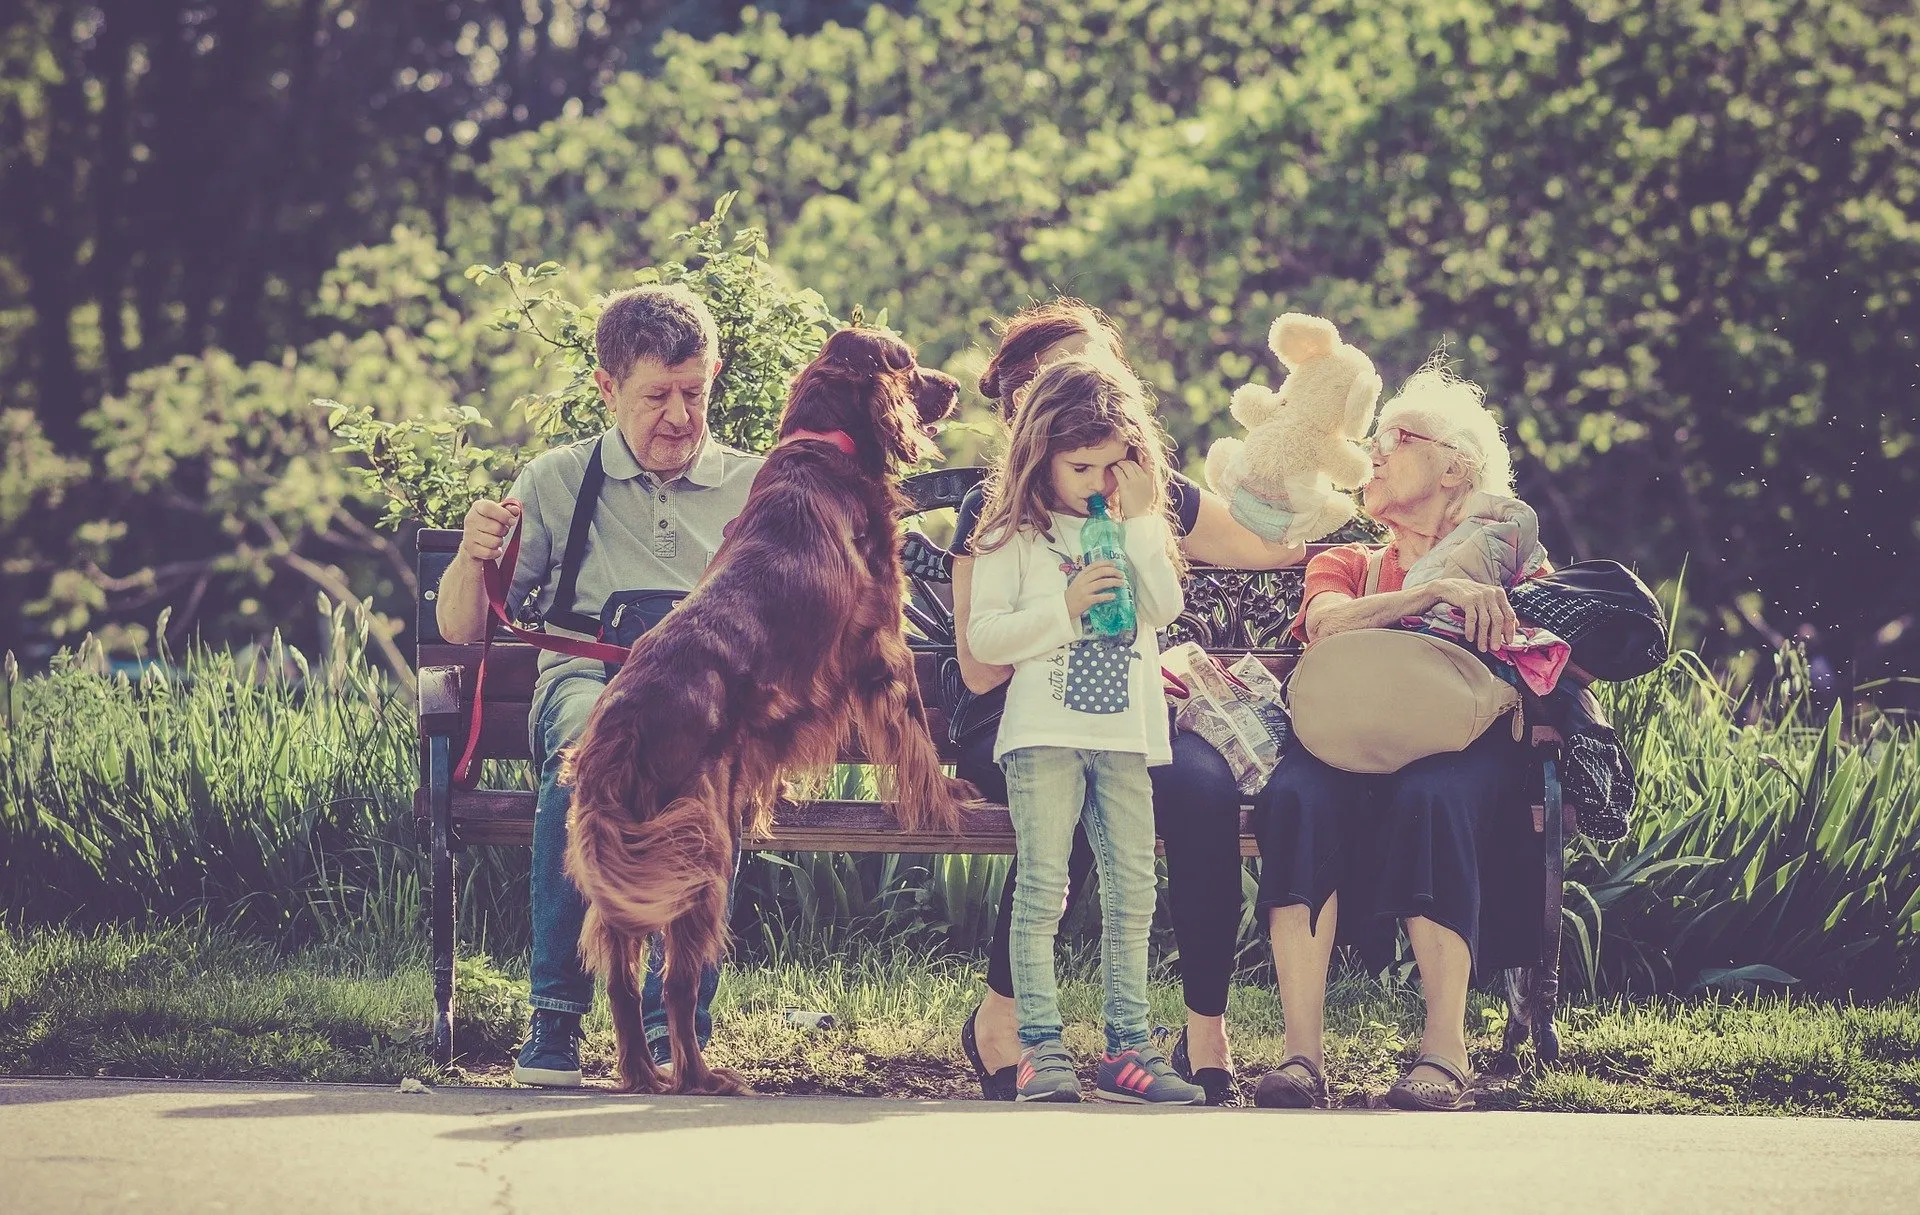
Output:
[29,197,835,684]
[32,226,523,675]
[10,0,1916,690]
[0,0,889,653]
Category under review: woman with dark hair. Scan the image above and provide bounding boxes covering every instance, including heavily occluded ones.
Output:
[953,299,1306,1105]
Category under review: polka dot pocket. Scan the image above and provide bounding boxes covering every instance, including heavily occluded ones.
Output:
[1063,640,1134,715]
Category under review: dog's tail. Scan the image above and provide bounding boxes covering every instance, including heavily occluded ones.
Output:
[565,789,726,947]
[564,715,731,948]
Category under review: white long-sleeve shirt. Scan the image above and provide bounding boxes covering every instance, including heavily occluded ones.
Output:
[968,513,1185,765]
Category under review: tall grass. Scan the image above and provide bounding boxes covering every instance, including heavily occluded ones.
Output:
[2,605,409,941]
[1564,652,1920,998]
[2,603,521,957]
[4,613,1915,997]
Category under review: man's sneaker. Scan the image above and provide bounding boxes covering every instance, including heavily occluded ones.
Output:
[1015,1040,1082,1103]
[1095,1045,1206,1105]
[511,1009,583,1087]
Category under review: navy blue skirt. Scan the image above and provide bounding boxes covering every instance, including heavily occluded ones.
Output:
[1254,729,1545,979]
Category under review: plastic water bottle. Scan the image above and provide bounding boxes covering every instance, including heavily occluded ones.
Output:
[1080,493,1137,646]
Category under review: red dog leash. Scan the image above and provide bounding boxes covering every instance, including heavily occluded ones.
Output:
[455,429,856,785]
[454,504,631,786]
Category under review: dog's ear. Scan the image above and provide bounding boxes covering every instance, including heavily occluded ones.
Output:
[782,333,867,439]
[823,327,939,469]
[869,370,930,470]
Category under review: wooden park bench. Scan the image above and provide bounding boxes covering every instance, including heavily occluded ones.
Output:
[414,467,1571,1070]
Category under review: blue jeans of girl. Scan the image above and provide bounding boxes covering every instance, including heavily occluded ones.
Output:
[1000,746,1159,1054]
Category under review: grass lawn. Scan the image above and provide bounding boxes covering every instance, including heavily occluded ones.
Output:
[3,922,1917,1118]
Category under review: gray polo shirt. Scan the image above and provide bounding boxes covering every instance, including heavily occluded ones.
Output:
[505,427,764,696]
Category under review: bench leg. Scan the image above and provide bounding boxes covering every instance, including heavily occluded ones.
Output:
[1532,754,1566,1064]
[427,732,458,1067]
[1504,754,1567,1064]
[1500,966,1532,1056]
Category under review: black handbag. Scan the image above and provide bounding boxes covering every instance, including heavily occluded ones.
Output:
[940,656,1006,750]
[1509,560,1668,681]
[595,589,688,677]
[599,589,687,648]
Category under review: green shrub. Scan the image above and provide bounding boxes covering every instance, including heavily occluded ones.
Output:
[1562,654,1920,998]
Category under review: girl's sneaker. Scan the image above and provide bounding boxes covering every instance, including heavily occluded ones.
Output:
[1095,1045,1206,1105]
[1015,1040,1082,1103]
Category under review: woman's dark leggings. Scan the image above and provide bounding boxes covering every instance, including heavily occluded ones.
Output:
[960,729,1247,1017]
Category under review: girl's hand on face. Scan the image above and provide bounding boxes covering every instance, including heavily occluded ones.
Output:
[1109,461,1151,519]
[1065,561,1126,617]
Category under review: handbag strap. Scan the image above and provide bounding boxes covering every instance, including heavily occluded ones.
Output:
[1364,546,1386,597]
[545,440,608,635]
[454,506,631,786]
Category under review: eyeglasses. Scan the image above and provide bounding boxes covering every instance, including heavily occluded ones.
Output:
[1369,425,1448,457]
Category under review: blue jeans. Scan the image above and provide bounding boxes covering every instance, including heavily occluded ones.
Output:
[1001,746,1159,1054]
[530,672,726,1056]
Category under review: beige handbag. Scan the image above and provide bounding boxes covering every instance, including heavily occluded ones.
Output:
[1285,549,1522,774]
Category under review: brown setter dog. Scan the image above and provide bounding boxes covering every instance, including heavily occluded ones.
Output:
[560,327,976,1096]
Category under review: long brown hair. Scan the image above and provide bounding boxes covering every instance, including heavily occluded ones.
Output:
[978,298,1128,420]
[972,356,1183,576]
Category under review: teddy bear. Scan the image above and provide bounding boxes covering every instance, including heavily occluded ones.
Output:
[1204,313,1383,545]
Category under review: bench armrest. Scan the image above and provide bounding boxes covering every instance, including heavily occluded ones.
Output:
[419,665,463,739]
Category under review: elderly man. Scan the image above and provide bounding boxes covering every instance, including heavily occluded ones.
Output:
[436,285,762,1086]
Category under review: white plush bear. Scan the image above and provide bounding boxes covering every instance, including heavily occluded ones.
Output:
[1204,313,1382,545]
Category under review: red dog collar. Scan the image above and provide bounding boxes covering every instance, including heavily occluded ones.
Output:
[779,428,857,456]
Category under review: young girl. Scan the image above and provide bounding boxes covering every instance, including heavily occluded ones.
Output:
[967,356,1204,1105]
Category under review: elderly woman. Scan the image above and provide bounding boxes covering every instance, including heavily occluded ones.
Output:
[954,299,1307,1105]
[1253,368,1544,1112]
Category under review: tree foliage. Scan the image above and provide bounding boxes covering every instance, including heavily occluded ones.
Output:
[328,194,840,535]
[3,0,1915,689]
[0,0,894,657]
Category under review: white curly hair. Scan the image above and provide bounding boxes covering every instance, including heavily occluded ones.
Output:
[1376,358,1515,499]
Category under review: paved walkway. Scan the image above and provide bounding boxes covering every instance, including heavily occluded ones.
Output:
[5,1077,1919,1214]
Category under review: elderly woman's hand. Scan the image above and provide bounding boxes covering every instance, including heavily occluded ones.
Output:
[1421,578,1519,652]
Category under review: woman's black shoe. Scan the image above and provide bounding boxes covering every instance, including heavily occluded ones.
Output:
[961,1003,1017,1101]
[1171,1025,1241,1107]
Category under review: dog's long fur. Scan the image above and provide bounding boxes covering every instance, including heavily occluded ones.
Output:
[560,328,976,1095]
